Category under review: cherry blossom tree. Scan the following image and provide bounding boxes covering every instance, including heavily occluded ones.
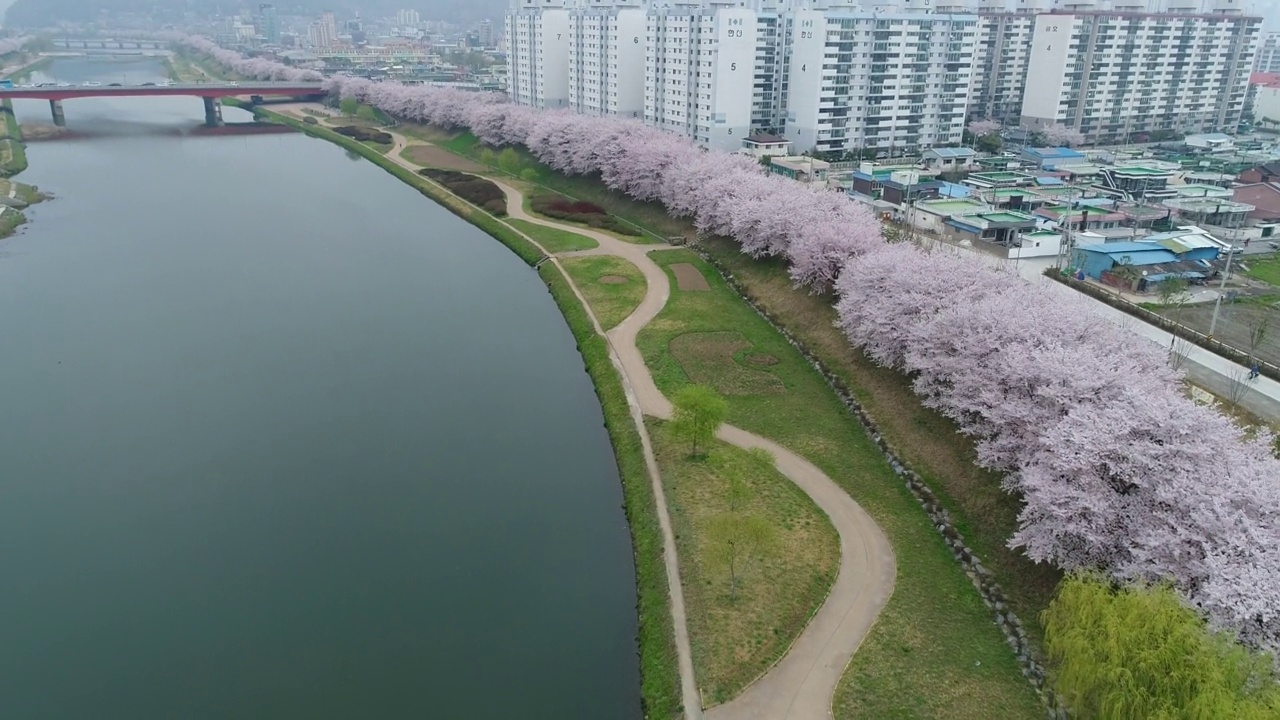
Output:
[967,119,1001,138]
[1042,123,1087,147]
[185,39,1280,655]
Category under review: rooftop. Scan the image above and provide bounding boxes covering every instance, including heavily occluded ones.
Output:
[1024,147,1085,158]
[1108,165,1176,176]
[917,199,989,215]
[927,147,976,158]
[746,132,788,145]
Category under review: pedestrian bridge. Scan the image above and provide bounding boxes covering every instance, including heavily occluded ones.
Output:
[0,82,327,127]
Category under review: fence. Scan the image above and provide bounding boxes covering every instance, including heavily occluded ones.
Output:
[1046,270,1280,383]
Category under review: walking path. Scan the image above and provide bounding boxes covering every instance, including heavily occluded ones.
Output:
[332,114,899,720]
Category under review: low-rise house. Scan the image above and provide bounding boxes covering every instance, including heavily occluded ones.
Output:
[1236,162,1280,185]
[768,156,830,183]
[1094,165,1178,201]
[942,210,1038,247]
[1021,146,1086,170]
[1071,241,1216,290]
[922,147,976,171]
[1034,204,1128,231]
[962,171,1037,190]
[1234,182,1280,221]
[1184,133,1235,152]
[741,133,792,159]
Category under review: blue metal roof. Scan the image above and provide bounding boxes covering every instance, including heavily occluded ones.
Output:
[1076,243,1178,265]
[1025,147,1085,159]
[937,182,972,198]
[1076,242,1160,254]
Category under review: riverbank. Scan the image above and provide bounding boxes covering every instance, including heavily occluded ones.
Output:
[250,103,685,718]
[380,122,1048,717]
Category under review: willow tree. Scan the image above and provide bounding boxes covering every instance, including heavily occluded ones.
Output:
[670,385,727,458]
[1043,575,1280,719]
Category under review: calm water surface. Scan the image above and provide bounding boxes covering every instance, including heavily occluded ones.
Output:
[0,58,640,719]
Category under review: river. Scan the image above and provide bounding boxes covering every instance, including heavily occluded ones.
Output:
[0,57,641,718]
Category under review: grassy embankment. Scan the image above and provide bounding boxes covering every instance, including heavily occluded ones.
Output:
[1246,255,1280,287]
[649,419,839,705]
[559,255,646,330]
[251,105,683,719]
[402,126,1044,715]
[0,99,28,177]
[505,218,598,253]
[637,250,1043,717]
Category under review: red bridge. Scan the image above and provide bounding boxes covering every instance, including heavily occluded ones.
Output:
[0,82,327,127]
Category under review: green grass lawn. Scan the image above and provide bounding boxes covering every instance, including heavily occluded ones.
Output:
[637,249,1044,719]
[1245,255,1280,287]
[506,218,598,253]
[561,255,647,330]
[649,421,838,706]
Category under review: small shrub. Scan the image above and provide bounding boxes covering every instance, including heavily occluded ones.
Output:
[483,198,507,215]
[303,115,319,125]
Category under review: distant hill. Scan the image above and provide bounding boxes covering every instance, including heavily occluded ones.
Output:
[4,0,506,29]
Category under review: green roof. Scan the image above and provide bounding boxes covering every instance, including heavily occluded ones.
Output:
[922,199,987,214]
[981,212,1034,223]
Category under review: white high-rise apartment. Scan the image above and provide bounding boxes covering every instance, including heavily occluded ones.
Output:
[1021,0,1261,142]
[644,0,760,150]
[785,0,979,155]
[568,0,647,117]
[1256,30,1280,73]
[397,9,422,27]
[308,19,336,47]
[968,0,1042,126]
[507,0,572,108]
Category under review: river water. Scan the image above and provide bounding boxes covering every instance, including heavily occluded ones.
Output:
[0,57,641,718]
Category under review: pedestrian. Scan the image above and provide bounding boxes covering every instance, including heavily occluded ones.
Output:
[1249,364,1261,380]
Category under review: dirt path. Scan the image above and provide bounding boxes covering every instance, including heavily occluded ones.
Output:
[290,109,897,719]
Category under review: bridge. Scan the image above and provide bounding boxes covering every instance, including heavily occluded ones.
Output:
[52,39,169,51]
[0,82,327,127]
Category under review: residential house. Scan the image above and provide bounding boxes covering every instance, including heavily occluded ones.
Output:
[1237,162,1280,185]
[741,133,792,159]
[1020,146,1085,169]
[922,147,977,172]
[1071,241,1215,290]
[769,156,830,183]
[1184,133,1236,152]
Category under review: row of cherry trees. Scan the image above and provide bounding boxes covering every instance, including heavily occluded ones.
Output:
[182,39,1280,653]
[966,119,1086,148]
[166,34,322,82]
[0,37,32,58]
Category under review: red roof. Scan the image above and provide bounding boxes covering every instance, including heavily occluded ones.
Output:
[1252,72,1280,88]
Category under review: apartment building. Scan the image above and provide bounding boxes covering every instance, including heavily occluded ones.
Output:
[506,0,572,108]
[644,0,759,150]
[968,0,1042,126]
[785,0,978,156]
[568,0,646,116]
[1256,30,1280,73]
[1020,0,1261,142]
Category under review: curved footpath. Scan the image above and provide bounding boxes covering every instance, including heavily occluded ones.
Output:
[312,114,897,720]
[495,172,897,720]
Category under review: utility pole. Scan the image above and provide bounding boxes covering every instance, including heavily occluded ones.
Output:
[1209,214,1241,337]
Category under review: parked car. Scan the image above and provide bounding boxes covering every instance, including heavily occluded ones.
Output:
[81,81,101,87]
[107,83,122,87]
[141,82,155,86]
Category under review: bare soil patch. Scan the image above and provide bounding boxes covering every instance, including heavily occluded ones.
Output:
[401,144,487,172]
[669,331,786,396]
[599,275,629,284]
[672,263,710,291]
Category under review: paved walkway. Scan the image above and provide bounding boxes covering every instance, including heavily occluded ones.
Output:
[343,116,899,720]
